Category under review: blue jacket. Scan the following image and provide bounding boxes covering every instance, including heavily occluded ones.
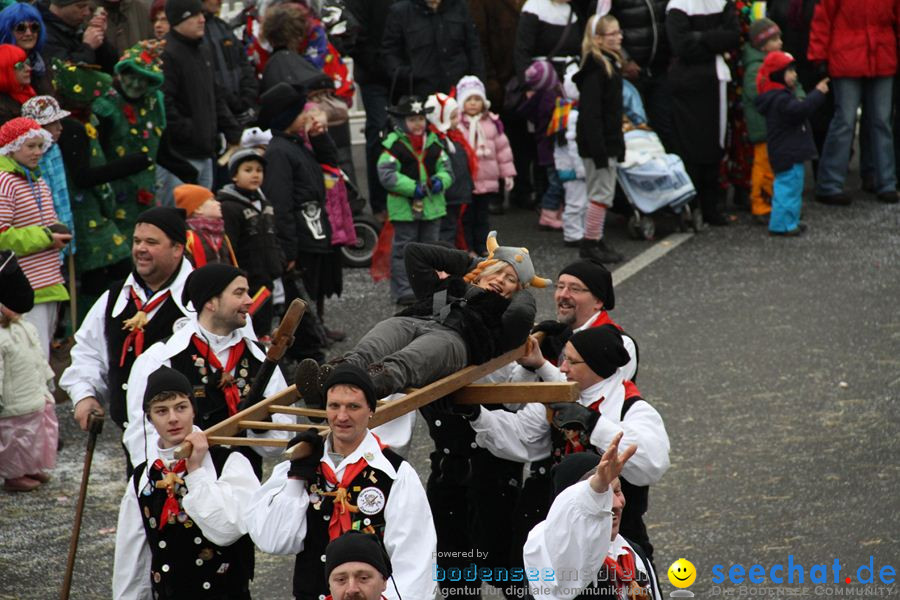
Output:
[754,88,826,174]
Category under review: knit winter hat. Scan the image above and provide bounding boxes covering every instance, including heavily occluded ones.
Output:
[51,59,112,107]
[135,206,187,245]
[324,531,393,581]
[0,117,52,156]
[525,59,559,93]
[424,93,458,133]
[115,39,165,88]
[323,363,378,411]
[569,324,630,378]
[174,183,214,217]
[748,17,781,50]
[464,230,552,289]
[558,261,615,310]
[21,95,71,125]
[456,75,490,111]
[165,0,203,27]
[757,51,795,95]
[143,365,194,413]
[182,263,245,313]
[228,148,267,177]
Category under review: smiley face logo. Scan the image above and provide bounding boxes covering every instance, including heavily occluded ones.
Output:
[667,558,697,588]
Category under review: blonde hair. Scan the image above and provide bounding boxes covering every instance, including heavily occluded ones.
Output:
[581,15,623,77]
[470,260,524,290]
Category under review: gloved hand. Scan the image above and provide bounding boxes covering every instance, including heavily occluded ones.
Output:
[532,319,571,338]
[286,428,325,481]
[551,402,600,433]
[429,176,443,195]
[414,182,427,200]
[435,397,481,421]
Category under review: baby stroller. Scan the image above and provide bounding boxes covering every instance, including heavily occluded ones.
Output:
[617,82,699,241]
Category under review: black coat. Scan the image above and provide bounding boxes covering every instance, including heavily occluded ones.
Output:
[262,131,338,258]
[610,0,671,72]
[444,140,473,207]
[38,0,118,73]
[574,52,625,165]
[345,0,402,86]
[399,243,536,364]
[381,0,485,98]
[755,88,825,173]
[260,49,327,95]
[219,184,285,283]
[160,30,240,159]
[666,0,739,164]
[202,13,259,119]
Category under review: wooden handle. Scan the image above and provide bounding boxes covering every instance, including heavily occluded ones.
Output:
[282,440,314,461]
[173,441,192,460]
[266,298,307,362]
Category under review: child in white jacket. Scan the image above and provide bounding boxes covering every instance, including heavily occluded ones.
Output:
[553,65,588,246]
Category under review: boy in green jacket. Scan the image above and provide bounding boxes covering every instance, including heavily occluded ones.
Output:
[377,95,453,305]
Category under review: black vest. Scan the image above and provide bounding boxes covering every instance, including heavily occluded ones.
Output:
[292,449,405,600]
[104,280,185,427]
[385,135,444,184]
[548,395,652,558]
[168,338,266,478]
[131,447,254,600]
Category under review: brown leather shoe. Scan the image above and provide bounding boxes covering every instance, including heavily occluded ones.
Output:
[3,477,41,492]
[26,472,51,484]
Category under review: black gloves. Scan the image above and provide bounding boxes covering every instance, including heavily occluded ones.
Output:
[433,397,481,421]
[286,428,325,481]
[532,320,571,338]
[551,402,600,433]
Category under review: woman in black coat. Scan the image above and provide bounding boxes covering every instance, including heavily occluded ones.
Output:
[666,0,739,226]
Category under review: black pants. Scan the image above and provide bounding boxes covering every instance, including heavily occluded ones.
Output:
[685,161,724,219]
[463,193,496,255]
[633,69,675,153]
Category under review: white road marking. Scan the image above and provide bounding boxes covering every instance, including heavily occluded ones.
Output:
[611,232,694,286]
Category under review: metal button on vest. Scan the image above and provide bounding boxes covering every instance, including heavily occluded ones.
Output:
[194,537,202,545]
[443,448,450,454]
[539,467,546,475]
[196,559,203,566]
[470,442,477,449]
[203,582,211,590]
[323,515,330,521]
[319,595,326,600]
[161,564,170,572]
[122,383,128,390]
[435,420,442,427]
[159,540,166,549]
[320,554,326,562]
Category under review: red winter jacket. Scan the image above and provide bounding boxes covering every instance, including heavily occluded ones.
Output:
[807,0,900,78]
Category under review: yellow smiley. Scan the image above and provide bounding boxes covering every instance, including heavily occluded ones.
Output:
[668,558,697,588]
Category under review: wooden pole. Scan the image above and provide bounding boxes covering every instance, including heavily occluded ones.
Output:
[67,253,78,331]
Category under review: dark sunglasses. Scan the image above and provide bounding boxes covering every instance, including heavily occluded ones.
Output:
[14,58,33,71]
[14,22,40,34]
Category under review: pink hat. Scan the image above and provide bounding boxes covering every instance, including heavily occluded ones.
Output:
[0,117,53,156]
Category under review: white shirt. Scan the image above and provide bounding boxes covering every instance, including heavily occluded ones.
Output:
[60,258,193,407]
[112,427,260,600]
[469,369,670,486]
[524,480,661,600]
[243,431,438,600]
[122,318,292,467]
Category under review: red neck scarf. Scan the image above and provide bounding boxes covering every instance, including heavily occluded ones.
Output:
[447,128,479,181]
[191,335,247,415]
[604,549,646,599]
[408,132,425,154]
[119,288,171,366]
[318,435,387,540]
[187,216,225,263]
[152,458,187,530]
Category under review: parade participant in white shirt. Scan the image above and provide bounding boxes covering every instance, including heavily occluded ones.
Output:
[458,325,669,559]
[62,208,193,451]
[325,531,394,600]
[123,263,292,475]
[244,364,437,600]
[524,433,661,600]
[113,366,259,600]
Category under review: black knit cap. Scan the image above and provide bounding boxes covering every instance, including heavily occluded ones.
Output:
[135,206,187,245]
[569,324,630,378]
[325,531,392,581]
[165,0,203,27]
[550,453,601,500]
[143,365,194,413]
[181,263,245,313]
[259,82,307,131]
[324,364,378,411]
[558,261,615,310]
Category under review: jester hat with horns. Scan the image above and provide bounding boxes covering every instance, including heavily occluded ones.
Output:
[464,231,552,289]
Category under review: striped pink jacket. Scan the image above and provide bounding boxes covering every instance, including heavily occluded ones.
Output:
[0,171,63,292]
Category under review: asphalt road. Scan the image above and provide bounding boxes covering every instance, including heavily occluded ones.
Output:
[1,178,898,599]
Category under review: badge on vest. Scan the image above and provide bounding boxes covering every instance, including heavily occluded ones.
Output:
[356,487,386,515]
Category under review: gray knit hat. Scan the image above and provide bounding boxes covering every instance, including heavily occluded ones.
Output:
[749,17,781,50]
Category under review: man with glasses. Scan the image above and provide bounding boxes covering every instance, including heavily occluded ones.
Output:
[456,324,669,561]
[39,0,118,73]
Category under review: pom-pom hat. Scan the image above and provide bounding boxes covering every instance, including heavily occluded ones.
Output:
[457,75,490,111]
[0,117,53,156]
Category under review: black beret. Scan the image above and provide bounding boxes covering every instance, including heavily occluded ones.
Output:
[558,261,615,310]
[325,531,392,581]
[181,263,245,313]
[550,453,601,500]
[323,364,378,412]
[569,325,630,378]
[135,206,187,245]
[143,365,193,413]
